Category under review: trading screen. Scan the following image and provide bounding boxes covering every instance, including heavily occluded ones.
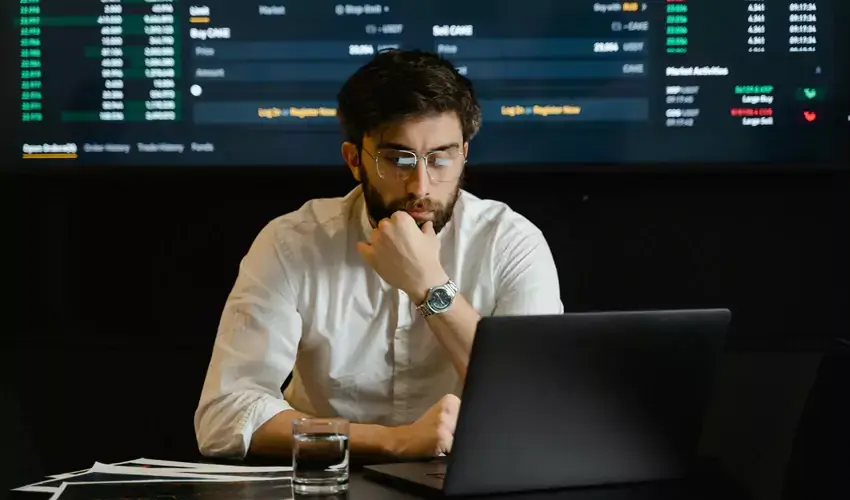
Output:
[8,0,848,167]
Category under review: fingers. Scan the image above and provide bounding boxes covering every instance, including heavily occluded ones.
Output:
[442,412,457,435]
[438,428,454,455]
[375,213,409,236]
[441,394,461,414]
[390,211,412,223]
[436,402,455,455]
[377,218,393,233]
[409,394,461,457]
[376,212,429,236]
[439,394,461,434]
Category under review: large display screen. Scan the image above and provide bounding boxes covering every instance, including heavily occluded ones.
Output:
[7,0,849,167]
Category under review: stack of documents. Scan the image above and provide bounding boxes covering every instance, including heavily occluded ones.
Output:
[12,458,292,500]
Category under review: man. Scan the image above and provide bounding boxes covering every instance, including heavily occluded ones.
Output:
[194,49,563,462]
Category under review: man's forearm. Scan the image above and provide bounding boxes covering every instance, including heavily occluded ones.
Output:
[249,409,402,461]
[421,293,481,381]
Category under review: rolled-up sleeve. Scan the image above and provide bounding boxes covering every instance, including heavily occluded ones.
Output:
[492,225,564,316]
[194,222,302,459]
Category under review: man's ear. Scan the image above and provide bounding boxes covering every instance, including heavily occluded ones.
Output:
[341,142,360,181]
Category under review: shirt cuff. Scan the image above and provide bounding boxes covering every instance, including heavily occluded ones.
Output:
[239,395,295,457]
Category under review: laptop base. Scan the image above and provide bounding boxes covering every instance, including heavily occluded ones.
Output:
[364,460,447,490]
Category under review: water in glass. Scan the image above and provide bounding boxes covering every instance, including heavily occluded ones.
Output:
[292,418,349,495]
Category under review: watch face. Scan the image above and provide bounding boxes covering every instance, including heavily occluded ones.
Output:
[429,288,452,310]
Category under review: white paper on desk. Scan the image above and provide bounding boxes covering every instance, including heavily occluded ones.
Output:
[88,462,285,478]
[45,457,201,479]
[121,457,293,473]
[15,463,158,493]
[45,459,140,479]
[44,457,293,479]
[117,458,218,469]
[14,462,279,493]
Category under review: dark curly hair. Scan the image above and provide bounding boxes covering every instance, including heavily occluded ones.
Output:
[336,49,482,148]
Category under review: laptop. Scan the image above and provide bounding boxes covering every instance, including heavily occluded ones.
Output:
[364,309,731,496]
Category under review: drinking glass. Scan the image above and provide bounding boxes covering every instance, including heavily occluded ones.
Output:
[292,417,350,495]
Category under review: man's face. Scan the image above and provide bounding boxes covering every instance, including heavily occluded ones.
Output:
[345,112,467,234]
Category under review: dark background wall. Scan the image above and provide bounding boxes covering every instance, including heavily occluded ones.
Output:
[4,168,849,500]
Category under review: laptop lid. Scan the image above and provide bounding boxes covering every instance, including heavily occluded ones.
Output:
[442,309,731,497]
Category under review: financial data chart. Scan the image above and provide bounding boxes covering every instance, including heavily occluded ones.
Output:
[8,0,848,167]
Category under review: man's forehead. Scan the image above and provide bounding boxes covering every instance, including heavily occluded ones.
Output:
[364,113,462,149]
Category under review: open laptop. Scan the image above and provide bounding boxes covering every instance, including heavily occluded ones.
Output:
[364,309,731,496]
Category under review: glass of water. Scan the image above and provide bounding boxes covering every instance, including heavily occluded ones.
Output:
[292,417,350,495]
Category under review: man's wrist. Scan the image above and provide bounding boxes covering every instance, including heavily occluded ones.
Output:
[350,422,407,459]
[383,424,410,457]
[407,271,450,305]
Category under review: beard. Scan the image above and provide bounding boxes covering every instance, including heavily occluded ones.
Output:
[359,164,462,234]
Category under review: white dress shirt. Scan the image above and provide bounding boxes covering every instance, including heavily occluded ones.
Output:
[194,185,563,458]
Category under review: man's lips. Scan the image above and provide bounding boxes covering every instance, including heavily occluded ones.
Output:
[406,210,432,219]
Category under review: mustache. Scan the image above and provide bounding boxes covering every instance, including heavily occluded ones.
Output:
[390,197,438,212]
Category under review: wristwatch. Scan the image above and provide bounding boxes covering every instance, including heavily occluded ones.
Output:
[415,279,458,317]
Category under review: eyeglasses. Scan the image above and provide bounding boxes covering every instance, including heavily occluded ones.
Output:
[362,147,466,183]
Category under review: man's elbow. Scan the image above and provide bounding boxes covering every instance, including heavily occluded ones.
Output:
[194,400,250,460]
[197,433,245,460]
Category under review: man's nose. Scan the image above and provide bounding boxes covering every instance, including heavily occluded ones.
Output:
[405,161,431,197]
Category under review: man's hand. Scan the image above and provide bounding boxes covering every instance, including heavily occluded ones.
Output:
[356,211,449,302]
[391,394,461,458]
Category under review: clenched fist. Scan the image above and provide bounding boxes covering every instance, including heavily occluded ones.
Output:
[392,394,461,458]
[356,211,449,304]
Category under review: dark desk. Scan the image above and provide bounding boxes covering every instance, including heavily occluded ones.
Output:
[352,470,743,500]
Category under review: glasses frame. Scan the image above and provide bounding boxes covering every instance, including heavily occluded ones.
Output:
[362,147,466,183]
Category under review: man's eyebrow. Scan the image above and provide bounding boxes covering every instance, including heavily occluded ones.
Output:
[376,142,460,152]
[375,142,412,151]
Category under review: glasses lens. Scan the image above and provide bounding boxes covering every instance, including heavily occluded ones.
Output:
[377,150,417,180]
[426,148,462,182]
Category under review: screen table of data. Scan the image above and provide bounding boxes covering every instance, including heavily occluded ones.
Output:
[10,0,847,166]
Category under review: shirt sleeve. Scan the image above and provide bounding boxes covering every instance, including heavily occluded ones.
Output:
[492,225,564,316]
[194,221,302,459]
